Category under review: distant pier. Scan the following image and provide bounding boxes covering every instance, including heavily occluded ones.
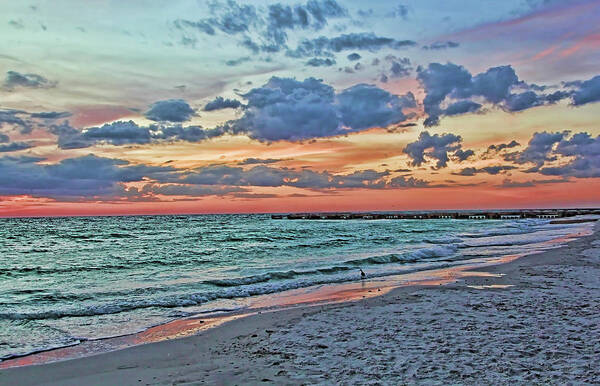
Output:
[271,208,600,221]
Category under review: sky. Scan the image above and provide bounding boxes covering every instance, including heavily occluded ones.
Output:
[1,0,599,216]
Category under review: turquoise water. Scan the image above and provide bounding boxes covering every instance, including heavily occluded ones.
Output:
[0,214,591,360]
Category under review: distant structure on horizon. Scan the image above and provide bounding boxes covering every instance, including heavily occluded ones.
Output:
[272,208,600,221]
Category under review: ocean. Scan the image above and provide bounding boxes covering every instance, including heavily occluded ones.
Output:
[0,214,594,360]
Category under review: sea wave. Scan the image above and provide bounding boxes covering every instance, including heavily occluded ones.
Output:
[0,257,213,277]
[0,263,452,321]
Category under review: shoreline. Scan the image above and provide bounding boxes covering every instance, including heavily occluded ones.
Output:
[1,223,599,384]
[0,224,588,368]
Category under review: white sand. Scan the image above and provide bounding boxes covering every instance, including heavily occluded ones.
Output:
[2,225,599,385]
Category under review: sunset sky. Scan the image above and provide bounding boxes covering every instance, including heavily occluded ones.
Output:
[1,0,599,216]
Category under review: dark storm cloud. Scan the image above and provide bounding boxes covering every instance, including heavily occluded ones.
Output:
[204,96,243,111]
[3,71,56,90]
[403,131,464,168]
[306,57,336,66]
[144,99,196,122]
[223,77,415,141]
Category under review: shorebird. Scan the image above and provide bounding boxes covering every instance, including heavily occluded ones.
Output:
[360,268,366,280]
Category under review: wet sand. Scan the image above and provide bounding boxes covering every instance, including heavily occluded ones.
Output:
[1,224,599,385]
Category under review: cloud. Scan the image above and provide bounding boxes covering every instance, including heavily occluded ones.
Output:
[454,165,516,176]
[50,121,152,148]
[49,120,225,149]
[3,71,57,90]
[388,4,409,19]
[144,99,195,122]
[417,62,472,126]
[306,57,336,66]
[505,91,541,111]
[8,20,24,29]
[505,131,567,166]
[175,0,348,54]
[499,178,568,188]
[539,132,600,178]
[287,32,417,57]
[204,96,243,111]
[572,75,600,106]
[0,155,438,202]
[403,131,464,168]
[453,149,475,161]
[223,77,414,141]
[487,140,520,152]
[336,84,413,130]
[141,183,245,197]
[505,131,600,178]
[388,175,429,188]
[205,0,258,35]
[417,63,581,126]
[0,142,33,153]
[225,56,251,66]
[29,111,72,119]
[443,100,481,116]
[44,76,413,148]
[179,164,430,190]
[174,19,216,35]
[0,154,173,199]
[238,158,283,165]
[389,57,412,78]
[265,0,347,46]
[0,109,33,133]
[422,41,460,50]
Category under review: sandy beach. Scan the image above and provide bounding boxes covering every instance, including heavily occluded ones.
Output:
[2,223,599,385]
